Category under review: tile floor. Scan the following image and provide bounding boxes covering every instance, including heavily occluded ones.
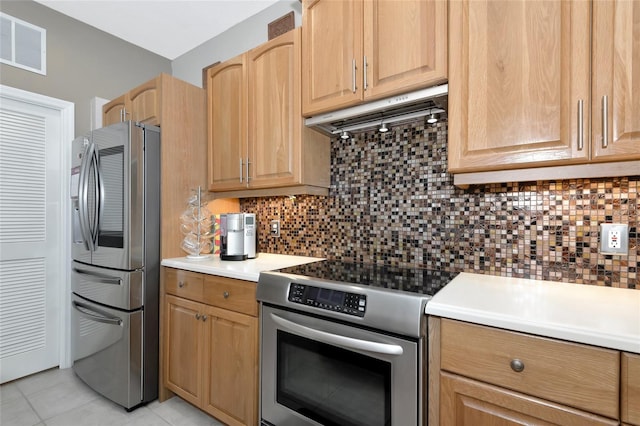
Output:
[0,367,224,426]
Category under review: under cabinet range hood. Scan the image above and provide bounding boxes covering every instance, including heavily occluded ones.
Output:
[305,83,448,136]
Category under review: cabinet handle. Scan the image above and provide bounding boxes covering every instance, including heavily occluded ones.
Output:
[195,313,201,320]
[577,99,584,151]
[120,108,130,122]
[239,158,243,183]
[178,281,185,288]
[246,158,250,187]
[352,59,357,93]
[510,358,525,373]
[602,95,609,149]
[202,315,207,322]
[223,291,230,299]
[363,55,368,91]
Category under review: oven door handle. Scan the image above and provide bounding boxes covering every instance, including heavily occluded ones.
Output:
[270,313,404,356]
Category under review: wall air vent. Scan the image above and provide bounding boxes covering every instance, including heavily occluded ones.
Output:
[305,84,448,136]
[0,13,46,75]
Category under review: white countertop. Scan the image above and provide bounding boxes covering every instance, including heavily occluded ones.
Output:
[426,272,640,353]
[161,253,324,282]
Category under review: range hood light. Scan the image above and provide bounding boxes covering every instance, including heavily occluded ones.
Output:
[340,130,351,140]
[427,113,438,124]
[378,121,389,133]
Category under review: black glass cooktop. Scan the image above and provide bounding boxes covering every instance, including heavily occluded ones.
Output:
[275,260,458,297]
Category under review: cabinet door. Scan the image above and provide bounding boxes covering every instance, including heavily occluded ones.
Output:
[207,55,247,191]
[363,0,447,101]
[203,306,258,426]
[164,295,203,407]
[622,353,640,426]
[302,0,363,116]
[102,94,127,126]
[592,0,640,162]
[129,77,160,126]
[440,373,619,426]
[247,29,302,189]
[448,0,591,173]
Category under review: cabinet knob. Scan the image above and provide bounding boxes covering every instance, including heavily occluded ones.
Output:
[223,291,230,299]
[510,358,525,373]
[202,315,208,322]
[178,281,185,288]
[195,313,201,320]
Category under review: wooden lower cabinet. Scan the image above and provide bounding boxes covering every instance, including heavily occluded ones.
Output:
[162,268,258,426]
[440,373,618,426]
[429,317,630,426]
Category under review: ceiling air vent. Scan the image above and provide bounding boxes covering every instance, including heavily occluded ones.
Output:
[0,13,46,75]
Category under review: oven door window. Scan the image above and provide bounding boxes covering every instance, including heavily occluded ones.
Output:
[277,330,391,426]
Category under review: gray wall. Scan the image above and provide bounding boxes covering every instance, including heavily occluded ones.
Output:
[172,1,302,87]
[0,0,171,136]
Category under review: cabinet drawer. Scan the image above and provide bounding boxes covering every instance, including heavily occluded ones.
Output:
[203,276,257,317]
[622,352,640,425]
[165,269,204,301]
[440,319,620,419]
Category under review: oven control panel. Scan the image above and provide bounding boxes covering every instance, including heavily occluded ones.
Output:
[288,283,366,317]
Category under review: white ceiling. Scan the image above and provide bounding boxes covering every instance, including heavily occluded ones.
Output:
[35,0,282,60]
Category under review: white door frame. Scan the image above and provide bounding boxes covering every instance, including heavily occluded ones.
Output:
[0,85,74,369]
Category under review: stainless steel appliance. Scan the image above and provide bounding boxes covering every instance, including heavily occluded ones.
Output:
[257,261,457,426]
[220,213,256,260]
[70,121,160,410]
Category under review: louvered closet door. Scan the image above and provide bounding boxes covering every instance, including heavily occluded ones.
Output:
[0,96,62,383]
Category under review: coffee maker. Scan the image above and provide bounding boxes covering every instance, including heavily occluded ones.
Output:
[219,213,257,260]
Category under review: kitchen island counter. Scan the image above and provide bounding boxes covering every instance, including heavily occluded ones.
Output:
[161,253,324,282]
[426,272,640,353]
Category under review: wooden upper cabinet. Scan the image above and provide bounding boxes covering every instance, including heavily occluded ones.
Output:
[302,0,447,117]
[448,0,591,173]
[592,0,640,162]
[302,0,363,115]
[128,77,161,126]
[247,29,302,189]
[102,94,127,126]
[363,0,447,100]
[207,54,247,192]
[102,76,161,126]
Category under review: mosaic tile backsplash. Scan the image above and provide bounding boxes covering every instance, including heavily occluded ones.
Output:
[240,121,639,289]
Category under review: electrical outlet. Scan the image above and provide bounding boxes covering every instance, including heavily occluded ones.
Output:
[600,223,629,255]
[270,220,280,238]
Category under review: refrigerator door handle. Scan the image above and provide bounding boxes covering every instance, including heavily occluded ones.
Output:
[72,267,123,285]
[77,141,93,251]
[72,300,123,326]
[89,144,101,250]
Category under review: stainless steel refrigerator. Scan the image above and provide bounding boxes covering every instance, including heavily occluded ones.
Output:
[70,121,160,410]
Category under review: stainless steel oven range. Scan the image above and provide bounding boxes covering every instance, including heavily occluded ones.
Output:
[257,261,457,426]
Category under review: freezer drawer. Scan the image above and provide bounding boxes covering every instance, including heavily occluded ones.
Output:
[71,294,143,409]
[72,261,142,310]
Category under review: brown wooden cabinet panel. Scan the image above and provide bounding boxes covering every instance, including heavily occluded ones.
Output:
[164,295,203,407]
[207,55,247,191]
[440,373,619,426]
[207,28,329,195]
[128,77,161,125]
[302,0,447,117]
[161,267,258,426]
[203,306,258,426]
[440,319,619,419]
[362,0,447,101]
[592,0,640,162]
[102,94,127,127]
[622,352,640,426]
[448,0,591,172]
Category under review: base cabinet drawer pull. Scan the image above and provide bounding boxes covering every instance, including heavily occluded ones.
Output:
[202,315,208,322]
[178,281,185,288]
[510,358,525,372]
[223,291,230,299]
[195,313,201,320]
